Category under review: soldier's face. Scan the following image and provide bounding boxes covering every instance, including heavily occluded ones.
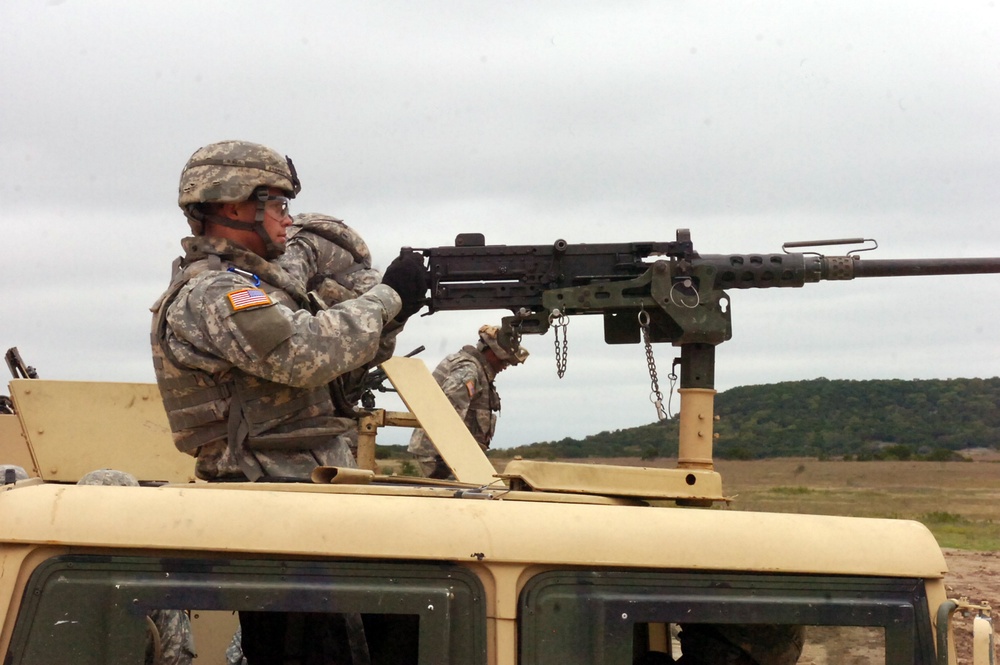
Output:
[483,348,510,373]
[260,189,293,247]
[221,187,293,254]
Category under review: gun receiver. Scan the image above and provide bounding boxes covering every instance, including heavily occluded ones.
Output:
[412,230,1000,471]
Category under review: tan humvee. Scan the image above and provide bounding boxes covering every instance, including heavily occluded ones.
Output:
[0,358,994,664]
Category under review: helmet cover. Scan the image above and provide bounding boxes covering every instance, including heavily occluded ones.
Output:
[477,325,529,365]
[178,140,301,234]
[77,468,140,487]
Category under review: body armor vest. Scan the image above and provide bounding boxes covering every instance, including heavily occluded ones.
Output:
[446,346,500,447]
[151,238,354,480]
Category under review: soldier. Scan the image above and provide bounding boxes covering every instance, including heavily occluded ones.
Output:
[76,469,196,665]
[150,140,426,664]
[407,324,528,478]
[151,139,425,482]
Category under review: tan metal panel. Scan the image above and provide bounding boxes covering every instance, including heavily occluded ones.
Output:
[0,415,36,476]
[381,356,499,486]
[0,483,948,579]
[500,459,725,501]
[9,380,195,483]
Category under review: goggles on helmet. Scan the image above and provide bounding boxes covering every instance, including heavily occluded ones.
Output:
[264,195,291,219]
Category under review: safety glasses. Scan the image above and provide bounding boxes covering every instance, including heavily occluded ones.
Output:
[263,196,291,219]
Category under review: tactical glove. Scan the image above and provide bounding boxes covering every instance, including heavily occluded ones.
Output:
[381,250,428,322]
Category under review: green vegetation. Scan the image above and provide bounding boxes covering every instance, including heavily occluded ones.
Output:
[374,443,409,459]
[375,444,417,476]
[397,460,418,476]
[923,519,1000,551]
[494,377,1000,460]
[915,511,1000,550]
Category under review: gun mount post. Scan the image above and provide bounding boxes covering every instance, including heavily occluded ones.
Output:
[355,409,420,473]
[676,343,717,470]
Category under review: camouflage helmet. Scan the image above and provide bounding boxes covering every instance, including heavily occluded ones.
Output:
[679,623,805,665]
[77,468,140,487]
[178,140,301,235]
[477,325,529,365]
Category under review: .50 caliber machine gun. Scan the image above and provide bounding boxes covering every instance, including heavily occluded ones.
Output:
[407,229,1000,471]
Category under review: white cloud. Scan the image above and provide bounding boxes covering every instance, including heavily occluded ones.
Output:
[2,0,999,449]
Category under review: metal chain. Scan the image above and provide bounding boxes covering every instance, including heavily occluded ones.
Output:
[549,310,569,378]
[638,310,667,421]
[509,321,523,349]
[666,358,680,419]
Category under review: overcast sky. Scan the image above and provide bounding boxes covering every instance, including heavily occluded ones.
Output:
[3,1,999,450]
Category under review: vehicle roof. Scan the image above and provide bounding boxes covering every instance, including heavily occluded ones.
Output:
[0,481,947,579]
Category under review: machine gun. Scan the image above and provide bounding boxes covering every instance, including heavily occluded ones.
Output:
[2,348,37,415]
[409,229,1000,470]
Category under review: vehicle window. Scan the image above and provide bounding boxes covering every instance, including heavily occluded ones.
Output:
[7,555,486,665]
[520,570,935,665]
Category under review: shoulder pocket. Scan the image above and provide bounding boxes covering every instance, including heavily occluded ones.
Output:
[229,304,294,358]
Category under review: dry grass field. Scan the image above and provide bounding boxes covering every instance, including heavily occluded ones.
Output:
[715,457,1000,551]
[514,456,1000,550]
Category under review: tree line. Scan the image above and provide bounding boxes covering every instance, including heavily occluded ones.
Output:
[491,377,1000,461]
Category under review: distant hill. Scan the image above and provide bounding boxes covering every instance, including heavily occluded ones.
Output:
[492,377,1000,461]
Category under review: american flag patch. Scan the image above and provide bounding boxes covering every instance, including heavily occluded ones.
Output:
[227,288,272,311]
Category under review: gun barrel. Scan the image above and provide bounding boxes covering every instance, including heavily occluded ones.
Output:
[704,254,1000,289]
[849,257,1000,278]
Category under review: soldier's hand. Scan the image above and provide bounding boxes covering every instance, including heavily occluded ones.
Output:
[381,250,428,322]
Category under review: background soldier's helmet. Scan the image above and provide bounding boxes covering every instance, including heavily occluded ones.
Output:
[477,325,529,365]
[0,465,29,484]
[178,140,301,235]
[77,469,140,487]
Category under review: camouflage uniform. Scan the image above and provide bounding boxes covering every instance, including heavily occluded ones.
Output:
[225,627,247,665]
[77,470,196,665]
[280,213,403,422]
[408,324,528,476]
[408,344,500,468]
[155,139,417,665]
[151,235,400,480]
[281,213,383,304]
[151,141,402,481]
